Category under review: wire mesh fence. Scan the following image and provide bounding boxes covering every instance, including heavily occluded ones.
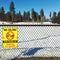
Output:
[0,25,60,60]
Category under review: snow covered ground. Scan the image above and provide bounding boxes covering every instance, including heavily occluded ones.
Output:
[0,22,60,60]
[0,21,53,25]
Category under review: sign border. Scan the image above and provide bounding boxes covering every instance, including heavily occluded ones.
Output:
[2,26,18,48]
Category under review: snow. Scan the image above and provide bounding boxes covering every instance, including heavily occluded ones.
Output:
[0,22,60,60]
[13,22,53,25]
[34,48,60,57]
[0,49,26,60]
[0,21,53,25]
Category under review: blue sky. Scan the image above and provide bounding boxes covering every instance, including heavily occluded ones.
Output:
[0,0,60,18]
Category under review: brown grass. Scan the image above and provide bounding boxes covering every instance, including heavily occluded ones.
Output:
[18,57,60,60]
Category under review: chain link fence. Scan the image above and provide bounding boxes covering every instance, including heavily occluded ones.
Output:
[0,25,60,60]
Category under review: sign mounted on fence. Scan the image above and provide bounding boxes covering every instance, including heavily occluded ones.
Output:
[2,26,18,48]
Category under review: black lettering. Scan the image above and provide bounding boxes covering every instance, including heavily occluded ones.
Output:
[3,40,18,43]
[4,29,7,31]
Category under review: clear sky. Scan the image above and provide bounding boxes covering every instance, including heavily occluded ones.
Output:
[0,0,60,18]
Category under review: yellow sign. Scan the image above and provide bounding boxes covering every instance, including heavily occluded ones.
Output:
[2,26,18,48]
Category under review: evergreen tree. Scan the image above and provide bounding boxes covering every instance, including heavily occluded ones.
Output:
[0,7,6,21]
[40,9,44,17]
[31,8,35,21]
[0,8,2,21]
[52,12,57,23]
[58,11,60,17]
[10,2,15,11]
[31,8,37,22]
[16,11,22,22]
[49,12,51,18]
[36,13,40,22]
[23,11,26,22]
[19,11,22,22]
[9,1,15,22]
[49,12,52,21]
[57,11,60,23]
[53,12,56,17]
[38,15,41,22]
[6,12,12,22]
[40,9,45,23]
[27,11,30,22]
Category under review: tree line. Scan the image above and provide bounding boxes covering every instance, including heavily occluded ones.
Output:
[0,1,60,24]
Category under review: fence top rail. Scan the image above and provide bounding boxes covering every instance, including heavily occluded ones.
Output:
[0,24,60,26]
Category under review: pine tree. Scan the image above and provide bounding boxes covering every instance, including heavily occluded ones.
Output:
[27,11,30,22]
[52,12,57,23]
[40,9,44,23]
[0,8,2,21]
[9,1,15,22]
[57,11,60,23]
[40,9,44,17]
[0,7,6,21]
[16,11,22,22]
[31,8,35,22]
[36,13,39,22]
[19,11,22,22]
[23,11,26,22]
[31,8,37,22]
[6,12,12,22]
[10,2,15,11]
[49,12,52,20]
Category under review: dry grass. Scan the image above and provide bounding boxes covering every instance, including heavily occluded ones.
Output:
[18,57,60,60]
